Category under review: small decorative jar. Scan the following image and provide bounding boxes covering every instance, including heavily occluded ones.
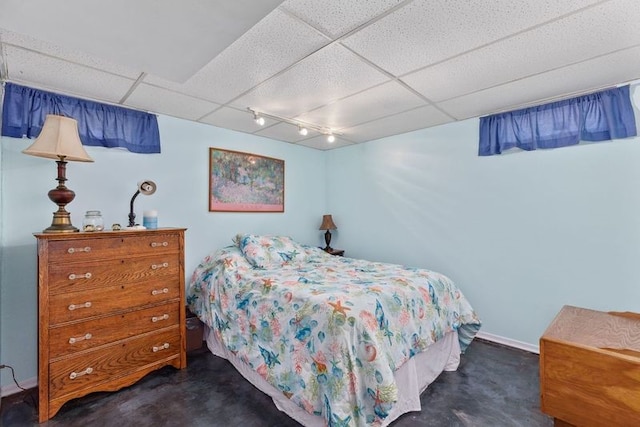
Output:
[83,210,104,232]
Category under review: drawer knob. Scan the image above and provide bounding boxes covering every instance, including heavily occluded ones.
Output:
[151,262,169,270]
[151,314,170,323]
[67,246,91,254]
[152,343,170,352]
[69,333,93,344]
[68,301,92,311]
[69,367,93,380]
[150,241,169,248]
[151,288,169,296]
[68,272,92,280]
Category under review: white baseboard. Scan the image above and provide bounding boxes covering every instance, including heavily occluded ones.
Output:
[476,331,539,354]
[1,377,37,397]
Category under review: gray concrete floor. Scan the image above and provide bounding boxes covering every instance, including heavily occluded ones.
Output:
[1,339,552,426]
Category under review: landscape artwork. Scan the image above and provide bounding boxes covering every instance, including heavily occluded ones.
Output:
[209,148,285,212]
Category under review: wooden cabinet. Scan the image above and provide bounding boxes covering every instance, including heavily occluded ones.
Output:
[36,228,187,422]
[540,305,640,426]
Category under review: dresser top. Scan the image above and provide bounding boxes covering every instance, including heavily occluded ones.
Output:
[542,305,640,353]
[34,227,186,240]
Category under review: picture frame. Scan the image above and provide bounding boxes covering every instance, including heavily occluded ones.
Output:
[209,147,285,212]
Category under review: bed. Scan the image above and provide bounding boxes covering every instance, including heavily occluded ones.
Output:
[187,234,481,426]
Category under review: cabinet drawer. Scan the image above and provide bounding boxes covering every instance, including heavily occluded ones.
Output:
[47,232,180,262]
[49,328,180,400]
[49,302,180,359]
[48,254,179,295]
[49,280,179,325]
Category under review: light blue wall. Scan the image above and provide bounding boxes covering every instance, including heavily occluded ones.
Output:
[3,87,640,390]
[326,86,640,347]
[0,114,327,390]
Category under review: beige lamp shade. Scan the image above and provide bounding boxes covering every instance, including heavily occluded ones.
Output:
[319,214,337,230]
[22,115,94,162]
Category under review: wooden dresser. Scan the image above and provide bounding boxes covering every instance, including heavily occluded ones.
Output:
[35,228,187,422]
[540,305,640,426]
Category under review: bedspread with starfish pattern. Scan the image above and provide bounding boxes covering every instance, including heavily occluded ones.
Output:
[187,241,480,426]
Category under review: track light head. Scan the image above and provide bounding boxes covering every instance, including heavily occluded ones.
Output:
[253,112,265,126]
[298,126,308,136]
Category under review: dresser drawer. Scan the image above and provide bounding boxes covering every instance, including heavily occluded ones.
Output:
[48,254,179,295]
[49,302,180,359]
[47,232,180,263]
[49,328,181,400]
[49,280,179,325]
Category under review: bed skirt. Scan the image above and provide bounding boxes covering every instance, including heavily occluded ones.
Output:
[204,326,461,426]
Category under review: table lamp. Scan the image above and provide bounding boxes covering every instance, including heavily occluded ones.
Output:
[128,180,157,227]
[319,214,337,251]
[22,115,94,233]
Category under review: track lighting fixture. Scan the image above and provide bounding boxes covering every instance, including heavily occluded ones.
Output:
[247,107,341,143]
[253,112,265,126]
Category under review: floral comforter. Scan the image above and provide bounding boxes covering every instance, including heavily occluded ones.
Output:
[187,235,481,426]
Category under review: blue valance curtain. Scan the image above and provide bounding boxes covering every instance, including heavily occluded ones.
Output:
[479,85,637,156]
[1,82,161,153]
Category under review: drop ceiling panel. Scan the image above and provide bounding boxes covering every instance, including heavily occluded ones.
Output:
[296,81,427,129]
[125,84,221,121]
[439,45,640,121]
[281,0,404,39]
[4,45,134,103]
[144,8,330,104]
[0,0,284,82]
[0,29,141,79]
[296,135,354,150]
[342,0,602,76]
[342,105,453,143]
[233,43,390,117]
[200,107,279,134]
[403,0,640,102]
[255,121,321,143]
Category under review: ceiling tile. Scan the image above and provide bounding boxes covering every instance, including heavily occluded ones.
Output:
[125,83,220,121]
[0,0,284,82]
[403,0,640,102]
[341,105,453,143]
[280,0,403,39]
[254,121,322,143]
[4,45,134,103]
[233,43,389,117]
[296,81,427,129]
[0,28,141,79]
[296,135,354,150]
[144,8,330,104]
[342,0,602,76]
[438,45,640,120]
[199,107,279,134]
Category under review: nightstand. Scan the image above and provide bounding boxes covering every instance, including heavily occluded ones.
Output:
[186,307,204,353]
[540,305,640,426]
[324,248,344,256]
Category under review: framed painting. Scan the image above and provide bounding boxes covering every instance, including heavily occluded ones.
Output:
[209,148,285,212]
